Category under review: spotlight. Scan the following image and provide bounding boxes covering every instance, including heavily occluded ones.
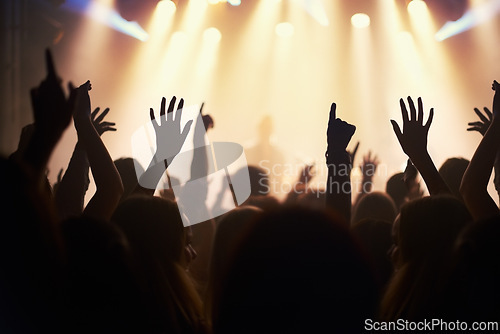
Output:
[351,13,370,28]
[275,22,294,37]
[203,27,222,43]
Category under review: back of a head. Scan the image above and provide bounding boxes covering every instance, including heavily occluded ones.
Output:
[207,206,262,324]
[386,172,408,210]
[112,195,184,263]
[381,195,472,320]
[61,216,146,332]
[352,191,397,226]
[215,206,378,333]
[439,157,469,200]
[114,157,144,201]
[444,214,500,321]
[352,219,393,289]
[399,195,471,265]
[111,195,205,333]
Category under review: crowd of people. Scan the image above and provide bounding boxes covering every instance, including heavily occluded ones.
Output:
[1,49,499,333]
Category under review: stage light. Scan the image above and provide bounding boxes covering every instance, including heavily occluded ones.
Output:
[407,0,426,14]
[275,22,294,37]
[351,13,370,28]
[435,0,500,41]
[291,0,329,26]
[203,27,222,43]
[228,0,241,6]
[156,0,176,15]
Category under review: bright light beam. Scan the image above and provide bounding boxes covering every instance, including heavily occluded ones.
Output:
[435,0,500,41]
[290,0,329,26]
[62,0,149,41]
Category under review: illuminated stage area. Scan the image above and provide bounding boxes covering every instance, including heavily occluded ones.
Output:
[1,0,500,197]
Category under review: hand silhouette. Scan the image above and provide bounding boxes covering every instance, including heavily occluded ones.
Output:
[361,151,379,178]
[493,80,500,116]
[30,49,72,143]
[150,96,193,165]
[327,103,356,156]
[391,96,433,160]
[199,102,214,131]
[467,107,492,136]
[91,107,116,136]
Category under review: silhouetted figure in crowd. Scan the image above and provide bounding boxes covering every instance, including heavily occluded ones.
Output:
[213,206,378,333]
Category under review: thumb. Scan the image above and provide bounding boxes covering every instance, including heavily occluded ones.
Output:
[391,120,403,143]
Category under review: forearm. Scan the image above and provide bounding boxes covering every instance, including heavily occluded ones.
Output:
[325,150,352,225]
[460,117,500,219]
[77,120,123,220]
[54,142,90,219]
[409,152,450,196]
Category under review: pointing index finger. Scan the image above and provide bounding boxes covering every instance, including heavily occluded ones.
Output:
[45,49,58,80]
[329,103,337,123]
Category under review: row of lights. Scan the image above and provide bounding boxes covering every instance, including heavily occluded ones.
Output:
[154,0,428,40]
[207,0,241,6]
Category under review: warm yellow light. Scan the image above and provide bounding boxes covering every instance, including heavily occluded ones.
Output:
[207,0,222,4]
[275,22,294,37]
[351,13,370,28]
[156,0,176,15]
[203,27,222,43]
[407,0,427,15]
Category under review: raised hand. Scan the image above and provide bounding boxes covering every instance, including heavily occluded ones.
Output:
[493,80,500,116]
[30,50,72,142]
[91,107,116,136]
[348,142,360,167]
[298,164,315,185]
[361,151,379,178]
[467,107,492,136]
[326,102,356,225]
[327,103,356,157]
[391,97,433,160]
[24,49,72,173]
[70,80,92,131]
[199,102,214,131]
[150,96,193,165]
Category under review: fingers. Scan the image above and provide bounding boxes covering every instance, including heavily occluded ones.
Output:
[468,121,484,127]
[329,103,336,123]
[94,107,110,123]
[99,122,117,133]
[160,97,167,122]
[45,49,58,81]
[467,126,484,133]
[390,119,403,143]
[181,120,193,142]
[474,107,489,123]
[424,108,434,129]
[484,107,493,119]
[176,98,184,122]
[167,96,176,122]
[417,97,423,123]
[150,107,158,129]
[407,96,417,122]
[399,98,409,124]
[352,141,360,158]
[91,107,100,120]
[57,168,64,182]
